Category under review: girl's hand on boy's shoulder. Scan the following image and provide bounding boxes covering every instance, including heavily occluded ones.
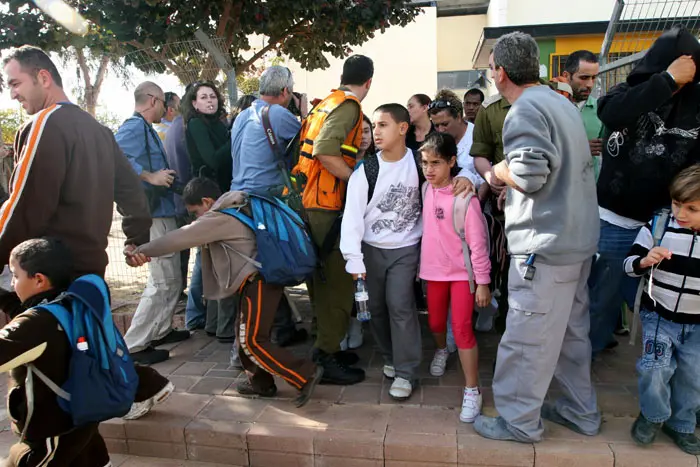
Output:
[475,285,491,308]
[640,247,672,269]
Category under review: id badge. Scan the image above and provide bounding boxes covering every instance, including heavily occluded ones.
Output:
[524,265,536,281]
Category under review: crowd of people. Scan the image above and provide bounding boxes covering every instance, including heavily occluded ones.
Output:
[0,23,699,465]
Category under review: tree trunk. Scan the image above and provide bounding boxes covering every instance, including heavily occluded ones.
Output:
[75,49,111,117]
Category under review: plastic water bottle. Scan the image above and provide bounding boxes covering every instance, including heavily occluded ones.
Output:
[355,278,371,322]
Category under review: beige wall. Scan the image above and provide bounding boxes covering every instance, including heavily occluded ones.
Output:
[436,15,487,72]
[507,0,614,25]
[285,7,438,116]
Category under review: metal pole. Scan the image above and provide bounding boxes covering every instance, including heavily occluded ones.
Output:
[194,29,237,107]
[595,0,625,97]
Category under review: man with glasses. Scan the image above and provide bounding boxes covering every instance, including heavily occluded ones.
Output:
[115,81,190,364]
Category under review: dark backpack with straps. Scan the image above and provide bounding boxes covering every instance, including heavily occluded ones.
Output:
[360,149,426,203]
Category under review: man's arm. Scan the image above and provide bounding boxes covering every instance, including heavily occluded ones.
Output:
[115,120,173,187]
[312,101,360,182]
[339,166,369,277]
[0,119,67,266]
[495,105,557,194]
[112,136,152,247]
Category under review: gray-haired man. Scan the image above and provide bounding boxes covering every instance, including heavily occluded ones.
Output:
[474,32,601,443]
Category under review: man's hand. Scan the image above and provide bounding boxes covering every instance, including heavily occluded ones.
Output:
[475,285,491,308]
[145,169,176,187]
[477,182,491,204]
[452,176,475,197]
[589,139,603,157]
[640,247,672,269]
[497,189,507,211]
[124,244,150,267]
[667,55,696,87]
[483,169,506,195]
[493,161,510,185]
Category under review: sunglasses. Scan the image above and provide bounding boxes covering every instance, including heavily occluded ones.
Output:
[147,93,166,105]
[428,100,456,110]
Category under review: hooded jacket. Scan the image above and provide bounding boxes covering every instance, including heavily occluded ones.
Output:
[135,191,257,299]
[597,27,700,222]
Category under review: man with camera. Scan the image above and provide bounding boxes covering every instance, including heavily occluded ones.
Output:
[116,81,190,364]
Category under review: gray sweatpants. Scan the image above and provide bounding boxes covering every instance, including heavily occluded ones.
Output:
[125,217,182,353]
[493,257,600,442]
[363,243,422,381]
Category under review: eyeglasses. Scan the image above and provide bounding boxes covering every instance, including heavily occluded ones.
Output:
[148,93,166,105]
[428,100,455,110]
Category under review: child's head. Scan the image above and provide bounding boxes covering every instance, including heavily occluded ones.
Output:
[419,133,459,188]
[183,177,222,218]
[670,164,700,230]
[372,104,410,152]
[9,237,73,302]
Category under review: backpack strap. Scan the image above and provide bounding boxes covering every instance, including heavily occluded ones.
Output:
[453,193,476,294]
[363,153,380,203]
[220,206,255,231]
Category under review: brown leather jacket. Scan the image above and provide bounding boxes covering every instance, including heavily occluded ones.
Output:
[136,191,257,299]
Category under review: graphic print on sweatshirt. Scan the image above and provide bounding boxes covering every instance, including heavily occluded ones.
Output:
[371,182,421,234]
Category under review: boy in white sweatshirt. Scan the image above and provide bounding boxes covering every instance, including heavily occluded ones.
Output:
[340,103,423,400]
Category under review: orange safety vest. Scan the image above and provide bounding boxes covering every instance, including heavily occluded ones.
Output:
[292,89,363,211]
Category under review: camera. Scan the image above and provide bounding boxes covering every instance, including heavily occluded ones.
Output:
[288,91,303,117]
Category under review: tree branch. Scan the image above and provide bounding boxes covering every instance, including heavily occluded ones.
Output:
[126,40,189,82]
[75,48,92,88]
[238,20,309,74]
[93,54,110,94]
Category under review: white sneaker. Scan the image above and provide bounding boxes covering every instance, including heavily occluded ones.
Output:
[347,319,363,349]
[459,388,482,423]
[123,381,174,420]
[389,377,413,400]
[383,365,396,379]
[430,348,450,377]
[339,334,349,351]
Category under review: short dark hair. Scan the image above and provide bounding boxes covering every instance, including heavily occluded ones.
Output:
[464,88,485,103]
[183,177,222,205]
[670,164,700,203]
[564,50,599,75]
[410,94,432,106]
[341,55,374,86]
[10,238,73,290]
[3,46,63,88]
[419,133,460,177]
[374,103,410,125]
[164,92,179,109]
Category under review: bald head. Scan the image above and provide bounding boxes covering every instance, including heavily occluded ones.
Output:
[134,81,163,105]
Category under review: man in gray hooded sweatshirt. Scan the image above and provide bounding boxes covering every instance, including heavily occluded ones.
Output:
[474,32,600,443]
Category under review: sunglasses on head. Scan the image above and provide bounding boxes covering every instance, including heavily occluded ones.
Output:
[428,100,455,110]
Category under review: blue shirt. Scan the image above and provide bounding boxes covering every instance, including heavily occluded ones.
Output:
[115,115,177,218]
[230,100,301,194]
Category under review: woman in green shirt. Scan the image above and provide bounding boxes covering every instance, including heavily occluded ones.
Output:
[182,82,232,192]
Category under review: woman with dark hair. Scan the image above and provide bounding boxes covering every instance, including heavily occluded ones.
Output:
[406,93,435,151]
[357,113,375,161]
[182,81,232,192]
[229,94,257,129]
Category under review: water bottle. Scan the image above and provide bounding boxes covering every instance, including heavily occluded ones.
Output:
[355,278,371,322]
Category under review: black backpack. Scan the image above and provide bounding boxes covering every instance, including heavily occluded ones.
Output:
[361,149,425,203]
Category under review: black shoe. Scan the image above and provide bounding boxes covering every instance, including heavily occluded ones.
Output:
[131,347,169,365]
[278,328,309,347]
[317,352,365,385]
[631,414,662,446]
[152,329,191,347]
[541,402,599,436]
[217,336,236,344]
[334,350,360,367]
[235,379,278,397]
[604,340,619,351]
[662,425,700,455]
[296,366,324,408]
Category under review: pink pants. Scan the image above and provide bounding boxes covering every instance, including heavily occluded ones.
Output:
[426,280,476,349]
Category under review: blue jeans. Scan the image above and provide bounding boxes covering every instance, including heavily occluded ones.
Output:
[637,310,700,434]
[588,220,641,354]
[185,249,206,330]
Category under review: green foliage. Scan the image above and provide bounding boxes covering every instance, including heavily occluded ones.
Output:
[236,74,259,96]
[95,110,123,133]
[0,107,26,144]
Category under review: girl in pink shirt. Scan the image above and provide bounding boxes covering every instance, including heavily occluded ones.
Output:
[419,133,491,423]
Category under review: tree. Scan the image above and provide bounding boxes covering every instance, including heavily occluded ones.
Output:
[87,0,421,83]
[0,1,127,116]
[0,107,26,144]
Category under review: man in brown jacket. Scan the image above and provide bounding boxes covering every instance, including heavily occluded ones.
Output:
[131,177,323,407]
[1,45,172,421]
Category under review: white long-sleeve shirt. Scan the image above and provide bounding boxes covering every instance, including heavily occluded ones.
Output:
[456,122,482,188]
[340,149,423,274]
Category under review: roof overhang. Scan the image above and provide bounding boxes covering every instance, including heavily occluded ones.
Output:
[411,0,490,16]
[472,21,609,69]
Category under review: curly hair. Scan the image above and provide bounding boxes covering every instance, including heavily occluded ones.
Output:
[181,81,226,125]
[429,89,463,119]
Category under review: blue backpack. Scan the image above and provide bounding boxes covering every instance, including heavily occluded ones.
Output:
[220,193,316,286]
[23,275,138,437]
